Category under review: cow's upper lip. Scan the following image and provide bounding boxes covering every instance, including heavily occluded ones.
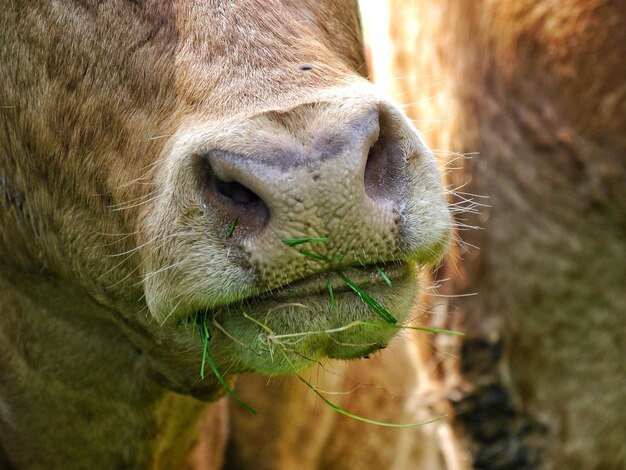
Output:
[256,261,409,302]
[181,261,409,325]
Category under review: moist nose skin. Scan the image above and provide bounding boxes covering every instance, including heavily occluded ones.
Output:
[195,104,418,288]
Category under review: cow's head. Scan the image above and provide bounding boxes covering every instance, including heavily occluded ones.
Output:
[2,1,451,399]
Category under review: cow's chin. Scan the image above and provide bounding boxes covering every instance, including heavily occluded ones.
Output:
[213,263,418,373]
[144,263,419,399]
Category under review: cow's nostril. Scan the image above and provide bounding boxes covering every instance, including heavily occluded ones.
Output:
[214,178,260,205]
[364,113,402,202]
[364,139,386,194]
[196,157,270,236]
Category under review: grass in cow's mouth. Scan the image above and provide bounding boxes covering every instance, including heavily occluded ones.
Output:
[283,238,398,324]
[193,236,461,424]
[193,297,462,424]
[198,311,257,414]
[240,311,457,426]
[376,265,393,286]
[278,347,446,428]
[282,237,329,246]
[298,249,332,263]
[327,278,336,311]
[226,215,240,238]
[337,272,398,324]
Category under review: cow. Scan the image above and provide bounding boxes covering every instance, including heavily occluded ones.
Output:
[385,0,626,468]
[0,1,451,467]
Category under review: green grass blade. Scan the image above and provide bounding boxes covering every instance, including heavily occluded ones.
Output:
[338,273,397,324]
[357,321,464,336]
[299,249,331,263]
[282,237,329,247]
[226,215,240,238]
[401,326,464,335]
[198,317,256,414]
[280,349,444,427]
[241,310,274,335]
[204,349,257,414]
[375,265,392,286]
[307,382,445,427]
[268,320,463,341]
[200,319,209,379]
[327,278,336,311]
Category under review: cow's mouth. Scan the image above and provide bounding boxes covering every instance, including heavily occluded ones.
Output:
[168,260,417,382]
[186,260,410,323]
[139,259,419,399]
[255,261,409,302]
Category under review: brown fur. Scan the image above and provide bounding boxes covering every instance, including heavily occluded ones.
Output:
[388,0,626,468]
[0,1,452,468]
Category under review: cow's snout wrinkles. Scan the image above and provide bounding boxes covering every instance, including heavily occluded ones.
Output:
[190,101,428,287]
[197,107,396,232]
